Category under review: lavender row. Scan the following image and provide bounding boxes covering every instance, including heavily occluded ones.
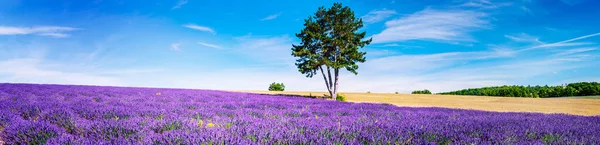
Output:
[0,83,599,144]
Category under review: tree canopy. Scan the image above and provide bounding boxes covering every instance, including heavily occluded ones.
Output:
[412,90,432,94]
[268,82,285,91]
[292,3,371,99]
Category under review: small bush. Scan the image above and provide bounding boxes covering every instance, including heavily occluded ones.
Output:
[395,92,399,94]
[268,82,285,91]
[336,94,346,102]
[412,90,432,94]
[366,91,371,94]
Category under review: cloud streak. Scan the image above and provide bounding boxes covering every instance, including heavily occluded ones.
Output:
[198,42,221,49]
[370,9,488,44]
[504,33,542,44]
[172,0,188,9]
[0,26,79,38]
[458,0,512,9]
[522,32,600,51]
[361,9,397,23]
[170,43,182,51]
[260,13,282,21]
[183,24,216,34]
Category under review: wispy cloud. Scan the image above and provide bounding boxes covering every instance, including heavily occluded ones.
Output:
[197,42,221,49]
[183,24,216,34]
[37,32,70,38]
[358,31,600,92]
[383,44,401,47]
[554,47,597,56]
[172,0,188,9]
[0,26,79,38]
[170,42,182,51]
[260,13,282,21]
[361,9,397,23]
[523,32,600,51]
[0,58,122,86]
[504,33,542,44]
[234,35,295,63]
[458,0,512,9]
[382,43,423,49]
[370,9,488,44]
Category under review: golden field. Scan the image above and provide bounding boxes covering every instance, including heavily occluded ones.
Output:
[240,91,600,116]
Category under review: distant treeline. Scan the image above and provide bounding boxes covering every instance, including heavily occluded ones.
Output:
[438,82,600,98]
[412,90,432,94]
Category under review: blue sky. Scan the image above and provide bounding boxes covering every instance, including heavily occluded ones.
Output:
[1,0,599,93]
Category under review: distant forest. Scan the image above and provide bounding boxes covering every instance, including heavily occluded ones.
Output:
[438,82,600,98]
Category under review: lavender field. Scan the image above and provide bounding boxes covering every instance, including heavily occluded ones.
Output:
[0,84,599,144]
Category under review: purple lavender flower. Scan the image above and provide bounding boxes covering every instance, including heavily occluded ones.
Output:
[0,83,599,144]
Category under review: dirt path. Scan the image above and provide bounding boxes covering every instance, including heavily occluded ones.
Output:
[240,90,600,116]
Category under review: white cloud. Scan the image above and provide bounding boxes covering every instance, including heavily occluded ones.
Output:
[554,47,597,56]
[234,34,296,64]
[354,31,600,93]
[363,50,512,73]
[37,33,70,38]
[170,42,182,51]
[370,9,488,44]
[0,26,78,37]
[504,33,542,44]
[260,13,282,21]
[458,0,512,9]
[383,44,400,47]
[183,24,216,34]
[361,9,397,23]
[355,51,591,93]
[172,0,188,9]
[197,42,221,49]
[0,58,122,86]
[523,32,600,51]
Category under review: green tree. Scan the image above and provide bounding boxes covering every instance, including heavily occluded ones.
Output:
[292,3,371,99]
[268,82,285,91]
[412,90,432,94]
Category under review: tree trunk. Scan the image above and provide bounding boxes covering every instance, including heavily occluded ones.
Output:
[327,66,333,90]
[333,68,339,99]
[319,66,333,98]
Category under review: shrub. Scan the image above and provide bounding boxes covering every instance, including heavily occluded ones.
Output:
[366,91,371,94]
[412,90,432,94]
[336,94,346,102]
[395,92,399,94]
[268,82,285,91]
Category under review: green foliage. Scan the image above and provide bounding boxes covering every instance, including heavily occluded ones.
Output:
[412,90,432,94]
[268,82,285,91]
[153,121,183,134]
[336,94,346,102]
[395,92,399,94]
[292,3,371,76]
[292,3,371,98]
[439,82,600,98]
[366,91,371,94]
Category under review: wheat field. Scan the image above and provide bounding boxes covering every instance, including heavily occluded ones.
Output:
[240,91,600,116]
